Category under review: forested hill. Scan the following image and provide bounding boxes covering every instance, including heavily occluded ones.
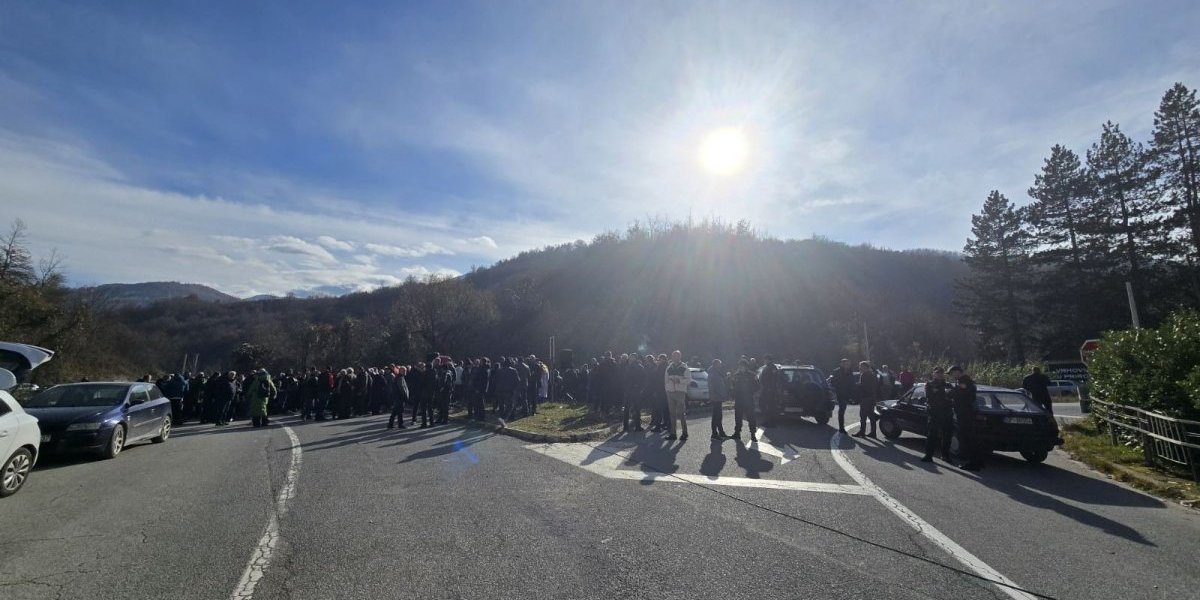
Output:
[95,224,974,377]
[77,282,239,307]
[466,225,971,366]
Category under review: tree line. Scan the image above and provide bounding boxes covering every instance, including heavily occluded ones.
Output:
[959,82,1200,362]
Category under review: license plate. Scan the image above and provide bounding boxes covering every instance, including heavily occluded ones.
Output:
[40,434,51,442]
[1004,417,1033,425]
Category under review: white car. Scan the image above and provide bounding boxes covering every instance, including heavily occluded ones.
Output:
[686,368,710,403]
[0,342,55,498]
[1047,380,1080,398]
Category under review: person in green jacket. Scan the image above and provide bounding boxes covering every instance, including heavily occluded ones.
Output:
[247,369,278,428]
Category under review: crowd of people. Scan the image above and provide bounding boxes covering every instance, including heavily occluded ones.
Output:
[141,350,1059,473]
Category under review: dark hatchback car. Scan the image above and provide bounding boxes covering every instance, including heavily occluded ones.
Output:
[23,382,172,459]
[876,383,1062,463]
[760,365,834,426]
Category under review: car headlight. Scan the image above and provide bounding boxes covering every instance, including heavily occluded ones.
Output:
[66,422,103,431]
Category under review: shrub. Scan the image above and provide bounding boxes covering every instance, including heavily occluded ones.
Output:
[1089,310,1200,419]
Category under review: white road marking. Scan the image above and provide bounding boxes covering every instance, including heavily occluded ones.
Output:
[753,428,799,465]
[526,442,868,495]
[830,425,1036,600]
[230,425,302,600]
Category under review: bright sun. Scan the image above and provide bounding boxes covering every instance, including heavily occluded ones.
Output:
[698,127,749,176]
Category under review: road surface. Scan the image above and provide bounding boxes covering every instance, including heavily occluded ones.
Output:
[1,406,1196,599]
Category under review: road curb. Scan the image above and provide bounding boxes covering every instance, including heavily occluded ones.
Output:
[450,415,619,443]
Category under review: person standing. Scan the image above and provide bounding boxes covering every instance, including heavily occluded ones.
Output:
[830,358,856,434]
[436,357,455,425]
[417,361,437,428]
[707,359,728,440]
[471,358,490,421]
[246,369,278,428]
[878,365,897,400]
[210,371,237,427]
[950,366,984,471]
[729,359,759,441]
[622,353,645,432]
[920,368,953,462]
[663,350,691,441]
[1022,366,1054,415]
[388,367,410,429]
[758,356,781,425]
[536,359,550,412]
[898,366,916,393]
[854,361,880,438]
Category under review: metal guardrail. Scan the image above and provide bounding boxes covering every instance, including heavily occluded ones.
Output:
[1089,399,1200,482]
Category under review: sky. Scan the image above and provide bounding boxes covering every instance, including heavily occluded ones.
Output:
[1,1,1197,297]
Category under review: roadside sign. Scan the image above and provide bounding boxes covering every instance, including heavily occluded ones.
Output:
[1080,339,1101,366]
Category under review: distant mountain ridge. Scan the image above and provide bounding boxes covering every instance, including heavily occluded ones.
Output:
[79,281,239,307]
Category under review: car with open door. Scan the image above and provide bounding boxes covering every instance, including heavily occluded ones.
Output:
[875,382,1063,463]
[24,382,172,459]
[760,364,834,426]
[0,342,55,497]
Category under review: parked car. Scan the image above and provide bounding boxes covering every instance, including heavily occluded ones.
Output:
[686,368,709,403]
[762,365,834,425]
[0,342,56,497]
[1047,380,1080,398]
[24,382,172,459]
[876,383,1063,463]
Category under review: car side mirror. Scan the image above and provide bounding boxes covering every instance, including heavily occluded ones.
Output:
[0,369,16,392]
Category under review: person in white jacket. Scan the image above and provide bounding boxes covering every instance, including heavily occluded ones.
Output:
[663,350,692,440]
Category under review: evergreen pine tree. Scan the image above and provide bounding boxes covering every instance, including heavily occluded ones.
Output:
[1151,83,1200,259]
[957,191,1033,363]
[1085,121,1169,322]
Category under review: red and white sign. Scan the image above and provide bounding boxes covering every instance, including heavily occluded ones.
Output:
[1080,339,1101,365]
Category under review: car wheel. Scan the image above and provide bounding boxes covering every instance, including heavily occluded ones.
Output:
[152,416,171,443]
[1020,448,1048,464]
[101,424,126,459]
[879,416,902,440]
[1,448,33,498]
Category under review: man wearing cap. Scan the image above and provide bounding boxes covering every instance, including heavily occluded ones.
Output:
[921,367,953,463]
[950,366,984,471]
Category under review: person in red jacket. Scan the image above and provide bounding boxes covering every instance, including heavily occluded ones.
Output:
[899,367,915,393]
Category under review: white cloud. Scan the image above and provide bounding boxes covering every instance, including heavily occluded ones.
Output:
[265,236,338,264]
[363,241,454,258]
[0,129,476,297]
[464,235,498,249]
[315,235,354,252]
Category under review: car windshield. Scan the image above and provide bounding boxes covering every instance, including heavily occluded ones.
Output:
[780,369,821,385]
[978,391,1045,413]
[25,384,129,408]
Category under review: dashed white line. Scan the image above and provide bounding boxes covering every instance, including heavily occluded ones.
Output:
[230,425,302,600]
[830,425,1037,600]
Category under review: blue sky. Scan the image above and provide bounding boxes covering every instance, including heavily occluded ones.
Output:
[2,0,1197,297]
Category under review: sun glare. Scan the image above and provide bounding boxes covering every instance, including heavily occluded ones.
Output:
[698,127,749,176]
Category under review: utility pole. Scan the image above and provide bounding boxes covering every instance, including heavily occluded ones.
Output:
[862,322,871,362]
[1125,282,1141,329]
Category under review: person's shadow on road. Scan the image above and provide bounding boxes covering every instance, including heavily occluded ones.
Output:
[734,440,773,479]
[700,440,727,478]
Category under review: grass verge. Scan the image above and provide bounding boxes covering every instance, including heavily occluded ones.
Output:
[452,402,621,436]
[1061,418,1200,506]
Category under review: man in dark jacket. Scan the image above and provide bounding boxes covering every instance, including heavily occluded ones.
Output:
[729,359,759,441]
[708,359,728,439]
[471,358,491,421]
[1022,367,1054,415]
[950,366,984,471]
[494,359,520,419]
[622,353,645,432]
[435,357,455,424]
[854,361,880,438]
[388,367,410,429]
[829,358,856,434]
[209,371,237,427]
[596,352,619,416]
[921,368,953,462]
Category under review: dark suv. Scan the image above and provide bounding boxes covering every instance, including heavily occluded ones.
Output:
[759,365,834,426]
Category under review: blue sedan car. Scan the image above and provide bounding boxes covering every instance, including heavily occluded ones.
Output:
[23,382,172,459]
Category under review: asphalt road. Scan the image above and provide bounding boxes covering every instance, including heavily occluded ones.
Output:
[1,406,1196,600]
